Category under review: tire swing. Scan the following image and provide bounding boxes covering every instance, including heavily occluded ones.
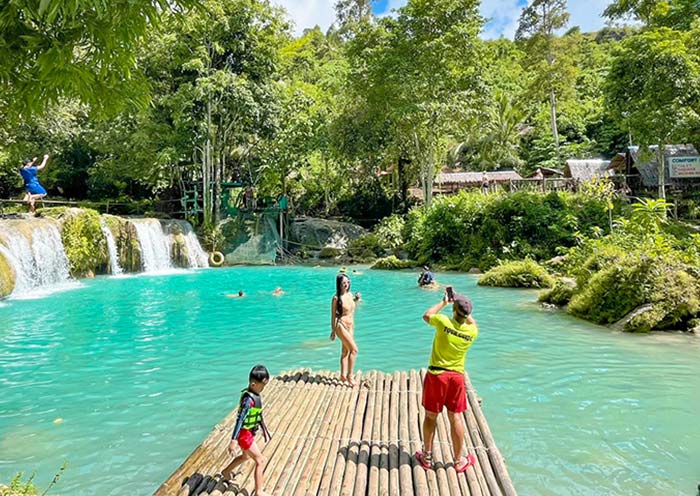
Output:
[209,251,225,267]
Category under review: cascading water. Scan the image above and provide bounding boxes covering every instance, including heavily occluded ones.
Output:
[0,222,71,296]
[132,220,173,272]
[174,221,209,268]
[100,220,123,275]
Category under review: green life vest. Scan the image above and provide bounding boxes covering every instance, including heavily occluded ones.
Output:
[240,389,263,431]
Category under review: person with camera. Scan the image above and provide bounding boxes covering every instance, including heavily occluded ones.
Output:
[415,286,478,474]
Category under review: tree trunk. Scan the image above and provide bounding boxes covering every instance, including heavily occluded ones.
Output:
[657,143,666,200]
[204,99,212,224]
[549,88,559,151]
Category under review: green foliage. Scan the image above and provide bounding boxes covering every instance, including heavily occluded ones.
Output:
[404,190,612,269]
[43,208,108,278]
[538,278,576,306]
[200,223,225,253]
[0,1,196,119]
[319,247,342,259]
[478,259,554,288]
[346,234,383,262]
[373,215,406,253]
[1,473,37,496]
[370,255,416,270]
[630,198,672,231]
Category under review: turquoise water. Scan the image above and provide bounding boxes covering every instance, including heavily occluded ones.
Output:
[0,267,698,496]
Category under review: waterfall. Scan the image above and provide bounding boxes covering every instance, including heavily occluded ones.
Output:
[175,221,209,268]
[100,220,123,275]
[0,222,71,296]
[132,219,173,272]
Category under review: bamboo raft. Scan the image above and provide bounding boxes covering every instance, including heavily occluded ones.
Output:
[154,369,517,496]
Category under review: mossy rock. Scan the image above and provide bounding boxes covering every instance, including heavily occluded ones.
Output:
[478,259,554,288]
[370,256,416,270]
[319,247,342,259]
[52,208,108,278]
[112,217,142,273]
[539,278,577,306]
[568,256,700,332]
[0,250,15,298]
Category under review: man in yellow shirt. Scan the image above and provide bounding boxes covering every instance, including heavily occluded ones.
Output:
[416,287,478,473]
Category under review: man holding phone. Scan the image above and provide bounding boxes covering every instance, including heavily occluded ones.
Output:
[416,285,479,474]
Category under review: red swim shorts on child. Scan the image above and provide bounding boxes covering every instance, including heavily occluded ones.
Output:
[237,428,255,450]
[422,370,467,413]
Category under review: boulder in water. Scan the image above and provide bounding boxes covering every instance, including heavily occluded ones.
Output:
[290,218,366,252]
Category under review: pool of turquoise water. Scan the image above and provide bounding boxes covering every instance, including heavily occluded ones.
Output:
[0,266,698,496]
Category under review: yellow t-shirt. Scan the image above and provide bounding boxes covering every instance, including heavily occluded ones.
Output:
[428,314,478,374]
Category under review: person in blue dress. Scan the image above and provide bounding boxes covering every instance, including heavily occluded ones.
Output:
[19,154,49,214]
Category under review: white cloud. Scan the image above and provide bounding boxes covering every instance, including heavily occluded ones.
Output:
[272,0,610,39]
[270,0,337,35]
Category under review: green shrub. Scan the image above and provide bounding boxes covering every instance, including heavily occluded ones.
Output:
[403,190,613,269]
[346,234,383,262]
[1,472,38,495]
[478,259,554,288]
[374,214,405,252]
[319,247,342,259]
[538,278,576,306]
[370,255,416,270]
[49,208,108,277]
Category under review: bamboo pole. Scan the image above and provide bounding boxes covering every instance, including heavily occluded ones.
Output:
[397,371,414,496]
[365,371,385,495]
[341,370,375,495]
[272,371,338,493]
[289,375,345,495]
[309,373,359,494]
[433,396,461,496]
[335,371,371,495]
[387,371,400,496]
[465,405,501,496]
[464,374,517,496]
[378,372,392,495]
[408,369,429,496]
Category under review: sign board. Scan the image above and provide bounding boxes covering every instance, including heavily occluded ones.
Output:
[669,156,700,178]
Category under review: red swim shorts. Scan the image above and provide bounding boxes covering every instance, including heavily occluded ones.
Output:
[422,370,467,413]
[237,428,255,450]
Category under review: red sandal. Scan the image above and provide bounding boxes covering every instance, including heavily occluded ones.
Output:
[415,450,433,470]
[455,454,476,473]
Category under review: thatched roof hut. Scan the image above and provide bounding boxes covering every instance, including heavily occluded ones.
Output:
[611,144,700,189]
[564,159,613,182]
[435,170,523,185]
[529,167,564,180]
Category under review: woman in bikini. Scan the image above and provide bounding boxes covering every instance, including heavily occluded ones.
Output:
[330,272,359,387]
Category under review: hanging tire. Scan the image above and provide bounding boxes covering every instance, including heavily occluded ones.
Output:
[209,251,225,267]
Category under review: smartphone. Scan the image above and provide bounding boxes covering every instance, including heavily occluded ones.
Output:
[446,286,454,302]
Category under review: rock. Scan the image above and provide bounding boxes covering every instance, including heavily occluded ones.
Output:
[290,218,366,252]
[610,304,654,332]
[319,247,342,259]
[548,255,567,265]
[0,248,15,298]
[468,268,482,274]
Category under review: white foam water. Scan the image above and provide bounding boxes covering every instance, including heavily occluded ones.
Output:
[0,222,72,298]
[100,219,123,275]
[132,220,173,272]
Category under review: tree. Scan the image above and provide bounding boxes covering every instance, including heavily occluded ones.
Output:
[604,0,699,29]
[606,27,700,199]
[0,0,196,119]
[516,0,570,153]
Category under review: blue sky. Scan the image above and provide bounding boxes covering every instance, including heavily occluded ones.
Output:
[271,0,612,39]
